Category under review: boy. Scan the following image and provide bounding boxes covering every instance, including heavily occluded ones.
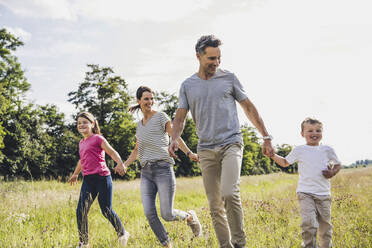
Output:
[271,118,341,248]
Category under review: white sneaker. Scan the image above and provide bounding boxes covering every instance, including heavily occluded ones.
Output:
[187,210,202,237]
[164,241,173,248]
[76,242,89,248]
[118,231,130,246]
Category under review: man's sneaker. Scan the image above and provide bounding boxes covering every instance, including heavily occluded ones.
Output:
[187,210,202,237]
[233,244,246,248]
[118,231,130,246]
[76,242,89,248]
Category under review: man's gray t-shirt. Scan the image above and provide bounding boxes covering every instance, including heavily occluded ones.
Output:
[178,69,248,150]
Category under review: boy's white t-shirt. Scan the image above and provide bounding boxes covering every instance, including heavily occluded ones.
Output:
[285,144,341,196]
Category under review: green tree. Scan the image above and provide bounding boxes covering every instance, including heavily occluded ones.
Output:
[67,64,132,126]
[0,28,30,163]
[38,104,80,179]
[1,104,52,179]
[0,28,40,179]
[0,28,80,180]
[240,125,279,175]
[155,91,179,119]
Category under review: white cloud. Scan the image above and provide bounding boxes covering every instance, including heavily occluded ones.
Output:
[24,65,56,79]
[0,0,76,20]
[2,26,32,42]
[0,0,212,22]
[18,41,95,58]
[78,0,212,22]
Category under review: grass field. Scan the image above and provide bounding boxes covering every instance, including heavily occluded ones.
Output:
[1,167,371,247]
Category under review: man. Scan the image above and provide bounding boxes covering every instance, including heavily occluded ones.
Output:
[169,35,274,248]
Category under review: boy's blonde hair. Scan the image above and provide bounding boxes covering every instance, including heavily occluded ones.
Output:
[301,117,323,132]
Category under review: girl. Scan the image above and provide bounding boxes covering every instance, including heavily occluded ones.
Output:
[68,112,129,248]
[124,86,202,247]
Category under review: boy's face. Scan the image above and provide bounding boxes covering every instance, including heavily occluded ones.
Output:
[301,123,323,146]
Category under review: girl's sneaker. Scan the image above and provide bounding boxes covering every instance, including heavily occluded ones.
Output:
[187,210,202,237]
[76,242,89,248]
[118,231,130,247]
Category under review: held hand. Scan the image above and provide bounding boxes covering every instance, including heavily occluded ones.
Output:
[188,152,200,162]
[322,165,334,179]
[68,174,78,186]
[114,163,127,176]
[168,140,179,158]
[262,140,275,157]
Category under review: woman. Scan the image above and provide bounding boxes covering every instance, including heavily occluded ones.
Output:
[124,86,202,247]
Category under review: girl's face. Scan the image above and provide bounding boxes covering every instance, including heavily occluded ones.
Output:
[77,117,94,136]
[137,91,154,113]
[301,123,323,146]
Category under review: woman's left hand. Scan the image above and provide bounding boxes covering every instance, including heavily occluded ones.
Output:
[188,152,200,162]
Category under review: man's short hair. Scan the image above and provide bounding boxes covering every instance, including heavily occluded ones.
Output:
[301,117,323,132]
[195,35,222,55]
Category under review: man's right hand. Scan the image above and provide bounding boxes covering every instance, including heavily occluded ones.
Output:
[168,140,179,158]
[262,140,275,157]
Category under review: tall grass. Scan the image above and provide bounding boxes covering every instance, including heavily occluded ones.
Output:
[1,167,371,247]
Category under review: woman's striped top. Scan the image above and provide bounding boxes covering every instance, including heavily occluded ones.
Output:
[136,111,174,166]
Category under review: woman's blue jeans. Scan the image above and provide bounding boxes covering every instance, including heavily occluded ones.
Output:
[76,174,125,244]
[140,161,188,245]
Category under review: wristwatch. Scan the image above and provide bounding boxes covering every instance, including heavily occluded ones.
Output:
[262,135,273,140]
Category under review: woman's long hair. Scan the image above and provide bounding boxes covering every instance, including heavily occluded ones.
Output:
[128,86,154,113]
[77,111,101,135]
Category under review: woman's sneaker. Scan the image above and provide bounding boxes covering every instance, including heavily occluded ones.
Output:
[187,210,202,237]
[118,231,130,246]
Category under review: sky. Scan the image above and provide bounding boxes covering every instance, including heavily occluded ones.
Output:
[1,0,371,165]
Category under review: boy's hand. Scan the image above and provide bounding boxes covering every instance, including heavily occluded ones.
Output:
[322,165,335,178]
[68,174,78,185]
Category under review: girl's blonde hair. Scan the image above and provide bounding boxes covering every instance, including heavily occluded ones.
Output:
[77,111,101,135]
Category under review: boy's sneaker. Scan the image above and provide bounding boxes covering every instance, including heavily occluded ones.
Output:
[187,210,202,237]
[76,243,89,248]
[164,241,173,248]
[118,231,130,246]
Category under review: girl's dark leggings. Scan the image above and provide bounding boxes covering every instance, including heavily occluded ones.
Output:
[76,174,125,244]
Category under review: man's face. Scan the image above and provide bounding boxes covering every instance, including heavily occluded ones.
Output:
[197,46,221,76]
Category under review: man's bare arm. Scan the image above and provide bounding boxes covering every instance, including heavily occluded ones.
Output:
[239,98,274,157]
[168,108,188,157]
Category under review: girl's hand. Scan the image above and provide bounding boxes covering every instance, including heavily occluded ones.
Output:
[188,152,200,162]
[68,174,78,185]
